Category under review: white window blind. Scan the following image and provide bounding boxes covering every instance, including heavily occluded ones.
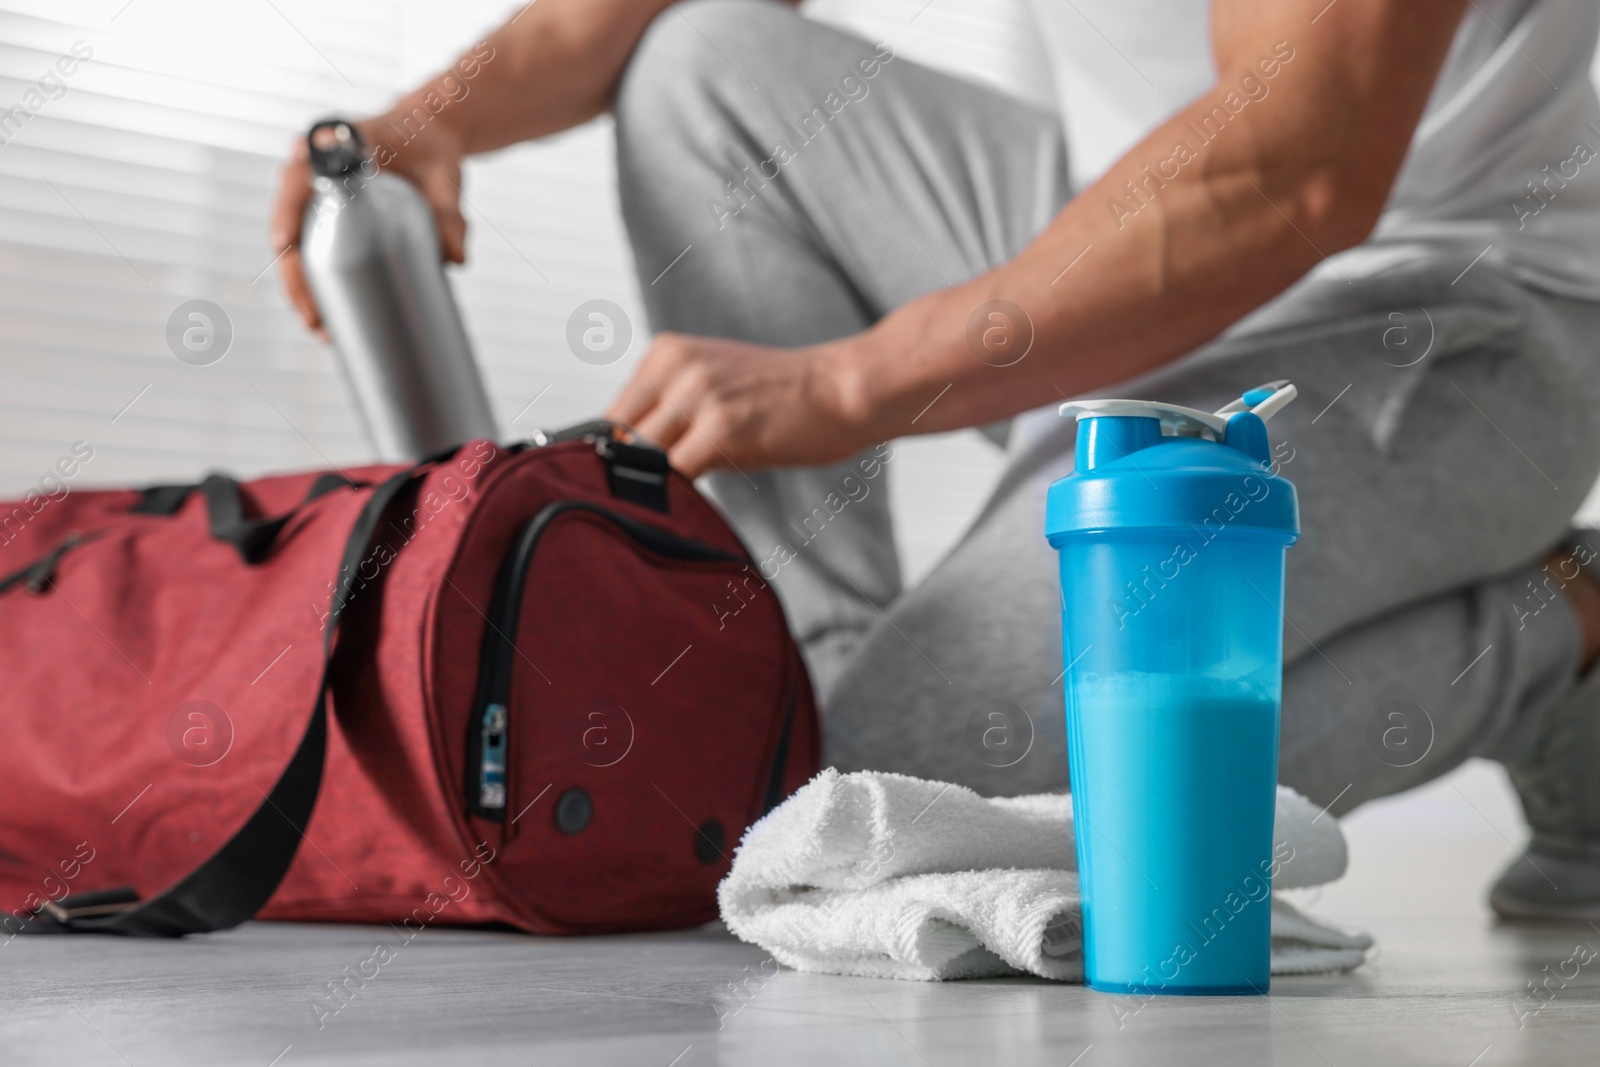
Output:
[0,0,1051,582]
[0,0,640,493]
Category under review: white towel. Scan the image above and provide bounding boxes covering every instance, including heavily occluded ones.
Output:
[718,769,1373,982]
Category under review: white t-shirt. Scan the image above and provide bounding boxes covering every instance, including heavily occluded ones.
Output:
[1025,0,1600,300]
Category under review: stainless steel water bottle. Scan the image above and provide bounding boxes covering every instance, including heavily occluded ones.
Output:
[299,118,499,461]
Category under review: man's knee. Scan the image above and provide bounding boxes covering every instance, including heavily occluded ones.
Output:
[617,0,797,237]
[617,0,787,136]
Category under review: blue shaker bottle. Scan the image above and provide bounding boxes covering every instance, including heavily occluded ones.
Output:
[1044,381,1300,995]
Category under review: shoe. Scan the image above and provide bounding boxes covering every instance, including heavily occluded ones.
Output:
[1490,530,1600,921]
[1490,842,1600,921]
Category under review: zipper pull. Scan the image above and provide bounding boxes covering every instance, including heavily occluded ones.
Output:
[594,433,670,513]
[479,702,508,812]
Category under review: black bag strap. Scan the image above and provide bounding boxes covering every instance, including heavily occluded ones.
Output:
[1,474,358,598]
[132,472,357,565]
[128,482,194,516]
[30,461,434,936]
[0,533,92,596]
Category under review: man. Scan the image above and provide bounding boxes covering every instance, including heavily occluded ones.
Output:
[273,0,1600,918]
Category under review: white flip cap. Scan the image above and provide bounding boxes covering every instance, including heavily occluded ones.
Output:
[1058,380,1297,442]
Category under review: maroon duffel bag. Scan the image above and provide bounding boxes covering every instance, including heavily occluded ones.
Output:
[0,422,818,937]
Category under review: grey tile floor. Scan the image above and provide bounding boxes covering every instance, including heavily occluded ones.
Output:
[9,777,1600,1066]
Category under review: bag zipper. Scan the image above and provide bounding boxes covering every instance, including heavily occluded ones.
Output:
[759,680,801,817]
[465,500,743,821]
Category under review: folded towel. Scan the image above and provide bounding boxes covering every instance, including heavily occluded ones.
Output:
[718,769,1373,981]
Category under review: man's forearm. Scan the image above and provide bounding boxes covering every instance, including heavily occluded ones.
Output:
[831,0,1467,440]
[372,0,676,158]
[831,91,1343,437]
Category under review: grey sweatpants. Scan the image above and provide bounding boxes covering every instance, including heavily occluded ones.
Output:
[613,0,1600,814]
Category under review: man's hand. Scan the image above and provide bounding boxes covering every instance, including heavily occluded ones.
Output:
[605,334,868,478]
[270,117,467,336]
[270,0,680,335]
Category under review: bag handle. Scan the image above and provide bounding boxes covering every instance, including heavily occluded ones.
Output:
[28,459,439,936]
[131,472,355,565]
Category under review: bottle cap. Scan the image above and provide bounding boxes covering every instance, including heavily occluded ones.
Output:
[1045,381,1299,544]
[307,119,368,178]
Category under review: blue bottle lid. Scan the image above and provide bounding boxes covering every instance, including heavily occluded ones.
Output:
[1044,381,1300,545]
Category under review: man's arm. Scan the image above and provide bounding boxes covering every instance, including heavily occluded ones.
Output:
[271,0,689,332]
[609,0,1470,475]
